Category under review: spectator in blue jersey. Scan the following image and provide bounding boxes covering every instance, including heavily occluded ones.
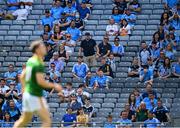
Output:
[66,20,82,41]
[78,1,90,21]
[158,57,172,79]
[164,44,174,60]
[4,64,17,85]
[61,107,77,127]
[1,112,13,127]
[128,0,141,14]
[111,6,124,24]
[72,56,89,81]
[121,9,136,27]
[111,36,124,57]
[153,100,171,123]
[104,114,116,128]
[147,58,156,76]
[64,0,76,21]
[143,92,158,111]
[164,0,178,10]
[6,100,21,121]
[84,71,96,88]
[93,69,109,90]
[172,57,180,77]
[169,13,180,30]
[6,0,19,12]
[50,0,64,20]
[144,111,160,128]
[139,65,153,84]
[58,12,71,32]
[41,9,54,29]
[142,82,157,99]
[49,52,65,73]
[149,41,160,62]
[48,62,61,83]
[116,110,132,128]
[138,40,151,66]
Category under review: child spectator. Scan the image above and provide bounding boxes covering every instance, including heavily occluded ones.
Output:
[76,108,89,127]
[111,37,125,58]
[111,6,124,24]
[119,19,131,36]
[158,57,172,79]
[106,18,119,36]
[41,9,54,29]
[107,53,116,72]
[128,57,140,77]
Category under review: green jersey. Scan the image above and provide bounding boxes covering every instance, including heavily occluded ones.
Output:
[25,56,45,97]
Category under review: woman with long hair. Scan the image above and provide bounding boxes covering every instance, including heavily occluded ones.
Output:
[111,6,124,23]
[77,108,89,127]
[158,57,172,78]
[51,24,63,44]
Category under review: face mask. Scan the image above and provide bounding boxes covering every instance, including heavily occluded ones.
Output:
[20,6,24,9]
[76,15,80,19]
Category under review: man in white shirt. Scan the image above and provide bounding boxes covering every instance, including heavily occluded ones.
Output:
[106,18,119,36]
[12,2,29,20]
[19,0,33,11]
[0,78,10,95]
[63,34,76,56]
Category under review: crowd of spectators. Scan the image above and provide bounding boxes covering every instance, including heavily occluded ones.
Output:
[0,0,179,127]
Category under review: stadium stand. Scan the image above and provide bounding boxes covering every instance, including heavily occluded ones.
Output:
[0,0,180,127]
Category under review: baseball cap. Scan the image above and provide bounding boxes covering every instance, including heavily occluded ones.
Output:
[45,9,50,13]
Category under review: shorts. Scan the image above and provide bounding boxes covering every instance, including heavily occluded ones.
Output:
[22,92,49,112]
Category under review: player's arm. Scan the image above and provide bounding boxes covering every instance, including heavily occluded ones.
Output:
[20,69,26,93]
[36,73,62,92]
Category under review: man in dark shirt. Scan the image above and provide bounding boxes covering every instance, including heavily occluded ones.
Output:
[97,35,112,59]
[142,82,157,99]
[44,44,55,61]
[99,57,114,78]
[79,32,99,67]
[153,100,171,122]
